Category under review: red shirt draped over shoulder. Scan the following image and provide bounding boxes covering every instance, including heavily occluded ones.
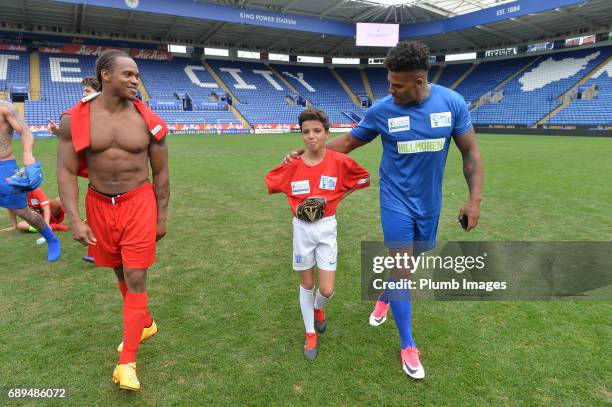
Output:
[60,93,168,178]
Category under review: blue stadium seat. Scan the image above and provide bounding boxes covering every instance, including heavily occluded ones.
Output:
[470,47,611,126]
[335,67,366,96]
[453,57,536,104]
[436,63,472,88]
[8,45,611,129]
[547,57,612,126]
[0,51,29,92]
[25,52,96,126]
[270,63,367,125]
[207,59,302,125]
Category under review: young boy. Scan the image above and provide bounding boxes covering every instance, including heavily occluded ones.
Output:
[266,108,370,360]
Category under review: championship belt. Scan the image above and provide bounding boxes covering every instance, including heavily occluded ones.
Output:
[296,197,326,222]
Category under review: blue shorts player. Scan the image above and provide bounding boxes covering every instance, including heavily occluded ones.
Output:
[285,41,483,380]
[0,100,61,262]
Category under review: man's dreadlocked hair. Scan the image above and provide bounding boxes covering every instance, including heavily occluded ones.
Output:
[95,49,132,89]
[384,41,431,73]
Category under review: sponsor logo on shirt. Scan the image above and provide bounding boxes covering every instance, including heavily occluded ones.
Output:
[151,124,163,136]
[397,138,446,154]
[291,180,310,195]
[388,116,411,133]
[30,199,39,205]
[357,177,370,185]
[319,176,337,190]
[430,112,452,128]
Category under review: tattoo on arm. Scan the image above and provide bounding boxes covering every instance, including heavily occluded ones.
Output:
[0,136,11,157]
[9,105,27,133]
[7,105,34,155]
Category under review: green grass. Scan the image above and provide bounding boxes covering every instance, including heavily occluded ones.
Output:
[0,133,611,406]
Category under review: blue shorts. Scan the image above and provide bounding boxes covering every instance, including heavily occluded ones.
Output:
[380,205,439,253]
[0,160,27,209]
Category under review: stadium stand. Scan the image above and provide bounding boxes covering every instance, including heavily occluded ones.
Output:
[335,67,366,98]
[547,57,612,126]
[470,47,612,126]
[25,52,95,126]
[364,67,389,100]
[206,59,303,124]
[22,53,242,126]
[0,51,30,99]
[453,57,537,104]
[139,57,219,100]
[435,63,472,88]
[270,63,367,124]
[138,57,241,125]
[1,43,609,130]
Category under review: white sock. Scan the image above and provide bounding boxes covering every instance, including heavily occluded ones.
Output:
[314,289,333,310]
[299,285,315,333]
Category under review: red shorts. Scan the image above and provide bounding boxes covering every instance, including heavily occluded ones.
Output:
[85,182,157,269]
[50,205,65,224]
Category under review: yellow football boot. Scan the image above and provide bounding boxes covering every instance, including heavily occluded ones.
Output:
[117,320,158,352]
[112,362,140,391]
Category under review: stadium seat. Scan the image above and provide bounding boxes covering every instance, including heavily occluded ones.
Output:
[470,48,611,126]
[11,45,611,129]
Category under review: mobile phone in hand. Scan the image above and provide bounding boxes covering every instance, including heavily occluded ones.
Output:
[458,214,468,230]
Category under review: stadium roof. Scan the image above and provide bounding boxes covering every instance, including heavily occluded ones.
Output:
[0,0,610,56]
[349,0,517,18]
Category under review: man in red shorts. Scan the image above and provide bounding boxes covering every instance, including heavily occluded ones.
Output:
[57,50,169,392]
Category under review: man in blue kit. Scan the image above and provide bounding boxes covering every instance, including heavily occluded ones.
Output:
[0,100,61,262]
[286,40,483,379]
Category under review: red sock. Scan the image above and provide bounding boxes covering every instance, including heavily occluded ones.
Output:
[118,292,148,364]
[117,280,153,327]
[143,311,153,328]
[53,223,68,232]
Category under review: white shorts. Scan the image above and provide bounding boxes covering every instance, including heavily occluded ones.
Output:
[292,215,338,271]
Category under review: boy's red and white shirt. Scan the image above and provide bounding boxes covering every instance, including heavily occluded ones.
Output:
[266,149,370,217]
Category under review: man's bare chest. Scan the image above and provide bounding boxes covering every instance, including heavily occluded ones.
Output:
[89,112,150,153]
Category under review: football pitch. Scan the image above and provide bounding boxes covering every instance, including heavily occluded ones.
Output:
[1,133,611,406]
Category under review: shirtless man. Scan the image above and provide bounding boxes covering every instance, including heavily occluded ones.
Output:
[0,99,61,261]
[57,50,169,392]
